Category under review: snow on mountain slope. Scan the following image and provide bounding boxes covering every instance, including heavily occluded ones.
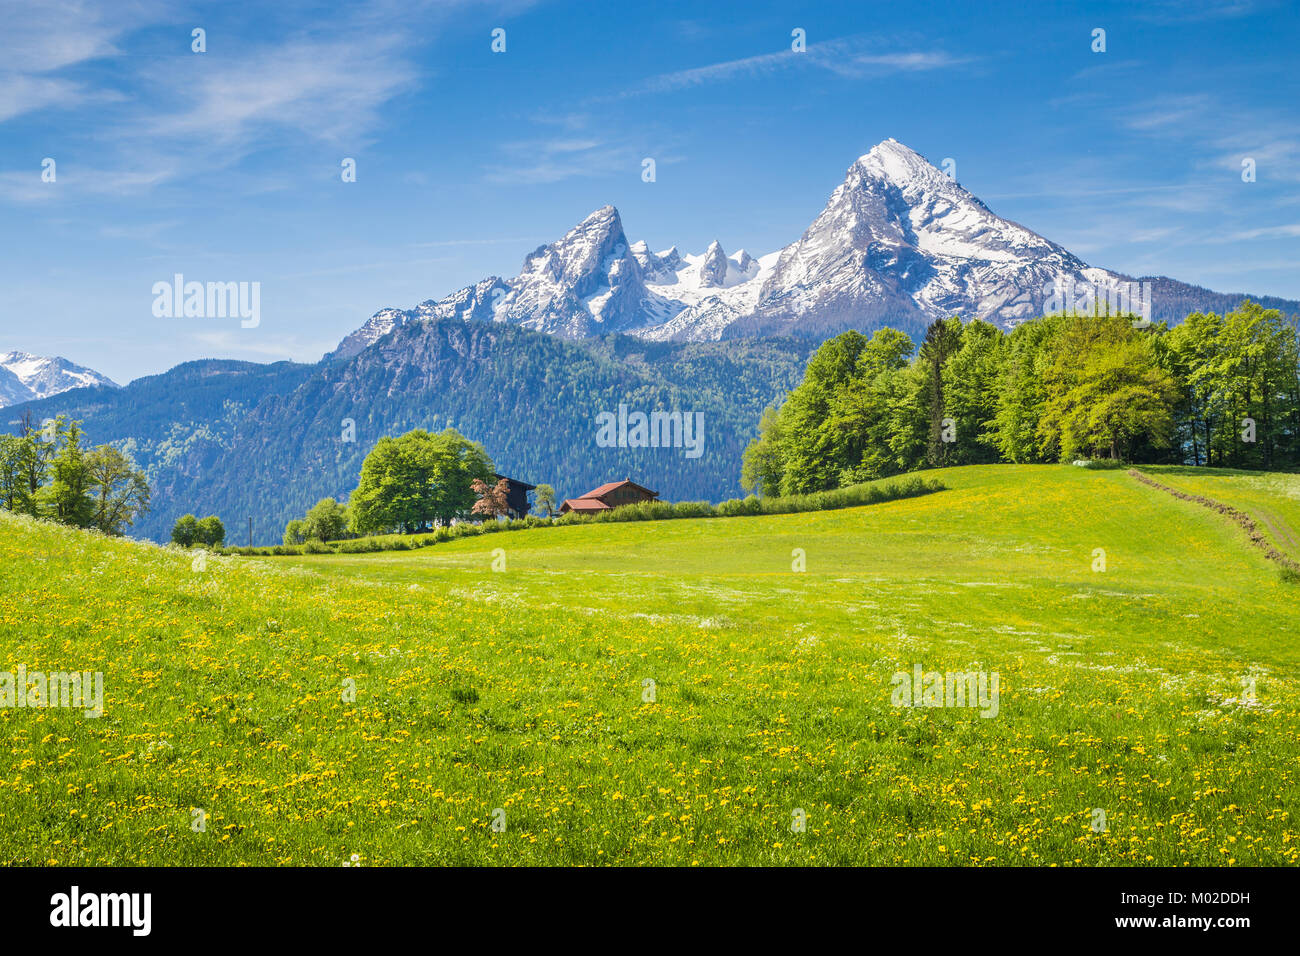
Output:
[730,138,1128,339]
[637,247,779,342]
[0,351,119,408]
[330,210,778,354]
[331,138,1291,353]
[0,365,31,407]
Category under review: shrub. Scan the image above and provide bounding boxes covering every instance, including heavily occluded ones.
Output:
[717,495,762,517]
[337,539,380,554]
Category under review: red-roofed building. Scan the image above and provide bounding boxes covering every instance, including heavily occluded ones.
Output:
[559,479,659,514]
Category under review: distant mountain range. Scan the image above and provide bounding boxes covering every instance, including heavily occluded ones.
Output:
[7,324,810,542]
[0,351,118,409]
[6,138,1298,542]
[333,138,1300,356]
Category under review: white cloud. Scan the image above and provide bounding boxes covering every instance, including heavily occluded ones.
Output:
[0,0,162,121]
[0,165,176,202]
[612,35,974,98]
[483,115,654,185]
[0,0,530,200]
[1226,223,1300,240]
[140,33,420,148]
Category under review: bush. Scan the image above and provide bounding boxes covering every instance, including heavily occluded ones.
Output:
[337,539,379,554]
[717,495,762,517]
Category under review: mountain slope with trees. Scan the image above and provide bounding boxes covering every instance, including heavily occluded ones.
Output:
[5,322,810,542]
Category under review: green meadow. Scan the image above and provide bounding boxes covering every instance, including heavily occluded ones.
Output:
[1,464,1297,866]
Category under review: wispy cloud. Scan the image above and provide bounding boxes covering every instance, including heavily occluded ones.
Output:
[1124,94,1300,184]
[607,35,975,99]
[0,0,162,121]
[0,0,528,201]
[1226,223,1300,240]
[1070,58,1144,82]
[1124,94,1216,132]
[484,138,645,185]
[482,110,663,185]
[1135,0,1277,22]
[139,33,420,149]
[0,74,123,123]
[98,220,181,242]
[0,166,175,203]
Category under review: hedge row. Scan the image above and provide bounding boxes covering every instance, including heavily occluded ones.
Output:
[217,474,947,557]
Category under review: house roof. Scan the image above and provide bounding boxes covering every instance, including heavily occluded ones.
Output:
[493,473,536,490]
[560,498,610,512]
[577,479,658,499]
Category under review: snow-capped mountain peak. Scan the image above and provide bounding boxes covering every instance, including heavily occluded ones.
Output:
[698,241,729,288]
[331,138,1277,351]
[0,350,119,409]
[743,139,1125,337]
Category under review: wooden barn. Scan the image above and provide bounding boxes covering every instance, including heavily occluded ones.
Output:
[559,479,659,515]
[493,474,536,519]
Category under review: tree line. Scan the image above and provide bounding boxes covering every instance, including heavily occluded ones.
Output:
[170,513,226,548]
[279,427,562,544]
[0,413,151,535]
[743,302,1300,495]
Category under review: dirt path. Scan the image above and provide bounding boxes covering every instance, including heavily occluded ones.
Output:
[1129,469,1300,575]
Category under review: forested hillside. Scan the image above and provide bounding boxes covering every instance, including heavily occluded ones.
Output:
[744,302,1300,495]
[4,322,810,542]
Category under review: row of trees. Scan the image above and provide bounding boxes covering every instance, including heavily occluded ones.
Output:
[0,414,151,535]
[282,428,559,543]
[743,303,1300,496]
[283,479,565,544]
[279,429,569,544]
[170,514,226,547]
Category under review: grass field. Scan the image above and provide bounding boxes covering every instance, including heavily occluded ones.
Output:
[2,464,1297,866]
[1144,465,1300,559]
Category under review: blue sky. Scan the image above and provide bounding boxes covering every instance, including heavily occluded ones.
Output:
[2,0,1298,384]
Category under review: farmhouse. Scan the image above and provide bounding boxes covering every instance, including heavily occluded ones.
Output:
[494,474,536,519]
[559,479,659,514]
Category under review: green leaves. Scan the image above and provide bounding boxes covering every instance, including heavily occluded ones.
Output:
[0,415,151,535]
[1037,315,1179,462]
[350,428,494,534]
[743,302,1300,490]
